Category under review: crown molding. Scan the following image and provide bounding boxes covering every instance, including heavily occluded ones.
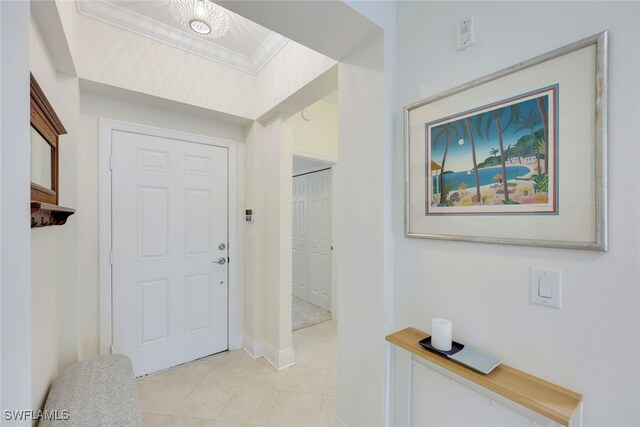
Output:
[76,0,288,75]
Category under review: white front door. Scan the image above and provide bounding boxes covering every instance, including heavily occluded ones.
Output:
[307,169,332,311]
[292,175,308,300]
[111,130,229,376]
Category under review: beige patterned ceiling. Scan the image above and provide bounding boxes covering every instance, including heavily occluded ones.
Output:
[77,0,289,74]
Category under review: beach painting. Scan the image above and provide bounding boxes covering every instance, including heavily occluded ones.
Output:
[426,85,558,215]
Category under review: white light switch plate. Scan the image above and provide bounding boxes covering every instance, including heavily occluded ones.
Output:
[456,16,475,50]
[530,268,562,309]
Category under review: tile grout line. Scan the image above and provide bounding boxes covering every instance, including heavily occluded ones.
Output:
[141,413,167,427]
[317,395,327,427]
[165,362,225,422]
[168,365,201,416]
[167,382,197,419]
[262,389,281,427]
[211,389,234,424]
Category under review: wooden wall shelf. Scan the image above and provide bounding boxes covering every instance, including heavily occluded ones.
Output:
[386,327,583,426]
[31,202,75,228]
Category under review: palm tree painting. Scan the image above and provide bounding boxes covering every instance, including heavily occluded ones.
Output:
[474,106,520,202]
[431,122,458,204]
[462,118,482,203]
[425,84,558,215]
[515,109,544,176]
[537,97,550,174]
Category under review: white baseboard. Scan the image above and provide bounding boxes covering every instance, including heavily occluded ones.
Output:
[231,333,244,350]
[333,416,347,427]
[242,334,264,359]
[263,342,295,371]
[242,335,295,369]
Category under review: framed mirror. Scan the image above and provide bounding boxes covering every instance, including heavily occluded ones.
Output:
[30,73,66,205]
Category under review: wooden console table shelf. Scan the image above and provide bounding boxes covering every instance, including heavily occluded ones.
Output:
[386,327,582,426]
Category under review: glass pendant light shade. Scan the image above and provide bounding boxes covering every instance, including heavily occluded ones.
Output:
[171,0,229,39]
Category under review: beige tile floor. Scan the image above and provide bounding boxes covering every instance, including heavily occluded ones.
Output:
[138,320,337,427]
[291,296,331,331]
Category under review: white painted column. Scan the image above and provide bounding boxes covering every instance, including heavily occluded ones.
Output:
[336,32,389,427]
[243,122,266,358]
[1,0,32,423]
[243,116,293,370]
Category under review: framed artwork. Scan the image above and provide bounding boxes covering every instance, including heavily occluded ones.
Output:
[404,32,608,251]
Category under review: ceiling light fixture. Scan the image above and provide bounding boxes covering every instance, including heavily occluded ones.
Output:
[170,0,229,39]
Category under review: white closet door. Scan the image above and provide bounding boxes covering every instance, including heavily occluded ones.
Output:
[111,130,228,377]
[292,175,308,300]
[307,169,332,311]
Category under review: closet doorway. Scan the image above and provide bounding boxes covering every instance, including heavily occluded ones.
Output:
[292,156,334,330]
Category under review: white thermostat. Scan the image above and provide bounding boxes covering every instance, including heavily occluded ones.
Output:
[245,209,254,223]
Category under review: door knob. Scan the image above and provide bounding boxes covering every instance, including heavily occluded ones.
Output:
[213,257,226,265]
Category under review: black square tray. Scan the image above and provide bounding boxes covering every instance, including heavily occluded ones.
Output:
[418,336,464,357]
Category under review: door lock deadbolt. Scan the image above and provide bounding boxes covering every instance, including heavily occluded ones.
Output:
[218,243,226,250]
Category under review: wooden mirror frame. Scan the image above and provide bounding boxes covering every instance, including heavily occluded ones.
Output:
[30,73,66,205]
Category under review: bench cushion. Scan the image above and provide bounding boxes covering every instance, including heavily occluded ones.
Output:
[41,354,141,427]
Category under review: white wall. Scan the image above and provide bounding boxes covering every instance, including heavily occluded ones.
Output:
[55,0,79,71]
[1,0,3,410]
[253,44,337,120]
[1,1,32,422]
[30,15,82,412]
[293,157,331,174]
[336,32,390,427]
[242,115,294,369]
[393,2,640,425]
[264,116,293,357]
[242,123,263,356]
[291,98,338,160]
[330,2,398,425]
[78,93,245,359]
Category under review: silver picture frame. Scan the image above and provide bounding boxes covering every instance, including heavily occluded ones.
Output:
[404,31,608,251]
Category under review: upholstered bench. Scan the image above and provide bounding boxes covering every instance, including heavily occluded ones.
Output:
[40,354,141,426]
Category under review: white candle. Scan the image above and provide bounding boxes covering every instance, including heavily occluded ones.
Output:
[431,318,453,351]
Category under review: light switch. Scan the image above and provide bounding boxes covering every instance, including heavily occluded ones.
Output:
[456,16,476,50]
[538,279,553,298]
[530,268,561,308]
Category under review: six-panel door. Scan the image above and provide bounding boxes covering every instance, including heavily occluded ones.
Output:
[292,175,308,300]
[111,130,228,376]
[307,170,332,311]
[292,169,332,312]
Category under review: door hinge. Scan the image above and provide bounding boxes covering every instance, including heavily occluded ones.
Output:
[110,345,115,354]
[110,251,114,265]
[109,156,114,170]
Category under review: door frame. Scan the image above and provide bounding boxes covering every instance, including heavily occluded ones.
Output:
[292,149,337,319]
[98,118,239,356]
